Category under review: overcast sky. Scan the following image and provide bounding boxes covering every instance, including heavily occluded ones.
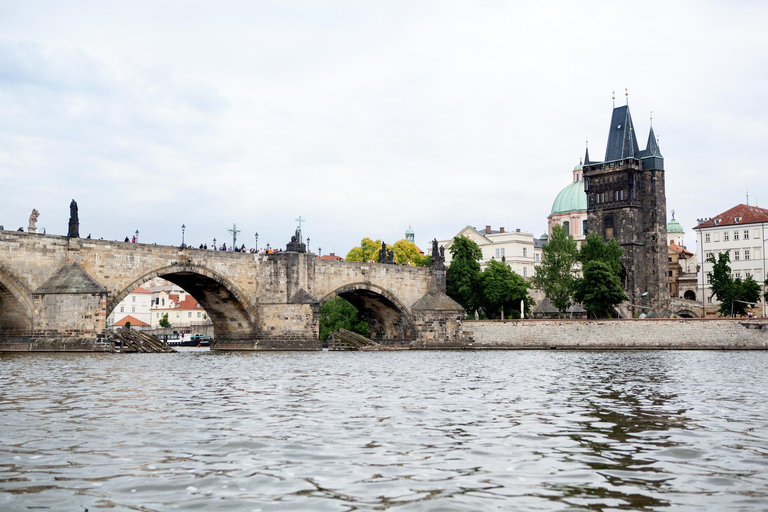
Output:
[1,1,767,256]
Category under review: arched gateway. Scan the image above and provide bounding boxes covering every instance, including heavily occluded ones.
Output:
[0,232,465,351]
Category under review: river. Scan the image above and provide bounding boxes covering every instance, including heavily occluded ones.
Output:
[1,350,767,511]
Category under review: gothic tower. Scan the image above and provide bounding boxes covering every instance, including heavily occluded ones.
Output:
[582,99,670,314]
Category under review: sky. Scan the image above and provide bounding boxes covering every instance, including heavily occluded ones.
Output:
[1,0,767,256]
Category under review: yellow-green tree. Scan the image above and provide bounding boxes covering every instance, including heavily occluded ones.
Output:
[392,239,426,265]
[346,238,386,262]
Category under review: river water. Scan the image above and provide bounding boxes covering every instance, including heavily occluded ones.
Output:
[1,350,767,511]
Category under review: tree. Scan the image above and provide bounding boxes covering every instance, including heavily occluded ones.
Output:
[159,313,171,328]
[319,296,369,341]
[346,238,385,262]
[446,236,483,315]
[479,259,534,319]
[124,321,131,330]
[707,252,761,316]
[574,260,628,318]
[531,225,578,316]
[392,239,427,266]
[765,277,768,303]
[574,234,627,318]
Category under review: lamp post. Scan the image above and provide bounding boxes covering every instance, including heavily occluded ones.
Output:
[135,229,139,243]
[255,232,259,252]
[307,237,310,252]
[319,247,322,257]
[213,237,216,250]
[362,241,366,263]
[181,224,186,248]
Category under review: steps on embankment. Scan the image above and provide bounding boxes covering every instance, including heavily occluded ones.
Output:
[110,328,176,353]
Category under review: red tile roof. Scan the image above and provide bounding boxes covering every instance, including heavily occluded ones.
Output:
[317,254,344,261]
[669,240,693,258]
[132,286,152,294]
[168,293,202,310]
[114,315,150,327]
[695,204,768,229]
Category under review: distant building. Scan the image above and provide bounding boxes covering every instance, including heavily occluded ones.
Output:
[107,286,152,329]
[318,253,344,261]
[582,98,670,313]
[150,289,210,329]
[665,212,699,302]
[548,160,588,244]
[438,225,542,278]
[693,203,768,316]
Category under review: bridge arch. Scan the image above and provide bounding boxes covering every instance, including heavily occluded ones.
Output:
[109,265,257,341]
[319,282,414,342]
[0,265,35,333]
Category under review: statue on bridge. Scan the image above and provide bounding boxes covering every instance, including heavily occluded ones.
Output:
[28,209,39,234]
[68,200,79,238]
[431,239,445,268]
[285,228,307,253]
[378,242,395,264]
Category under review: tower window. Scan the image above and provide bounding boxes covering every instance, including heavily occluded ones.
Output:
[734,231,739,240]
[744,230,749,240]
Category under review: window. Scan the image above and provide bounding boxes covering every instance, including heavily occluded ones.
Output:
[535,253,540,263]
[744,230,749,240]
[120,307,124,313]
[523,248,528,257]
[735,272,741,279]
[132,307,135,313]
[723,231,729,241]
[734,251,740,261]
[132,296,136,302]
[495,248,500,258]
[188,312,192,318]
[197,312,202,318]
[500,248,505,258]
[707,274,711,284]
[669,270,673,277]
[157,313,160,318]
[705,233,711,243]
[583,220,588,234]
[745,250,750,260]
[563,221,570,234]
[523,267,527,277]
[708,296,712,303]
[734,231,739,240]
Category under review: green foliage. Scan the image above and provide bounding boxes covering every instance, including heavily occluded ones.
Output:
[124,321,131,329]
[707,252,762,316]
[392,239,427,266]
[479,259,534,318]
[573,234,627,318]
[574,260,628,318]
[446,236,483,314]
[532,225,578,316]
[346,238,385,262]
[159,313,171,328]
[765,278,768,303]
[319,296,369,341]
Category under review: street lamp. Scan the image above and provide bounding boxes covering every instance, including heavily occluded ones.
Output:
[213,237,216,250]
[318,247,322,257]
[135,229,139,243]
[362,241,366,262]
[307,237,310,252]
[181,224,186,248]
[255,232,259,251]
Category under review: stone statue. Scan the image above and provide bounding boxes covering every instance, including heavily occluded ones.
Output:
[68,199,79,238]
[439,245,445,261]
[28,209,40,234]
[378,241,387,264]
[386,248,394,264]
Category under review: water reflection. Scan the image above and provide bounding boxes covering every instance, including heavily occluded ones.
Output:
[1,351,768,511]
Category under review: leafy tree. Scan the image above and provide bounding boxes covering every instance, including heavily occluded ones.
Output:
[446,236,483,315]
[574,234,627,318]
[319,296,369,341]
[346,238,385,262]
[159,313,171,328]
[574,260,628,318]
[532,225,578,316]
[392,239,427,266]
[125,321,131,330]
[707,252,761,316]
[479,259,534,319]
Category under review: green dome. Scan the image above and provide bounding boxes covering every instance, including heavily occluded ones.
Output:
[667,218,684,233]
[551,181,587,215]
[573,162,583,172]
[405,226,414,236]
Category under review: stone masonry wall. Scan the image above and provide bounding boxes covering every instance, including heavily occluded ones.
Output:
[462,319,768,349]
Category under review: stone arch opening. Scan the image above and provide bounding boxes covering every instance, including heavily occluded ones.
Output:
[320,283,413,343]
[674,309,698,318]
[683,290,696,301]
[0,267,34,333]
[109,265,256,343]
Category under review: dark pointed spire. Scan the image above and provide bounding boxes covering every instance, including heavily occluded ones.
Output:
[645,125,662,157]
[584,138,591,164]
[604,104,639,162]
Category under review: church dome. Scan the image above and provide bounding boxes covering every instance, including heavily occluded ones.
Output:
[573,162,583,172]
[405,226,414,236]
[551,181,587,215]
[667,218,684,233]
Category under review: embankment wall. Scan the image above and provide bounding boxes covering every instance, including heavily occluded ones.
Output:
[460,318,768,349]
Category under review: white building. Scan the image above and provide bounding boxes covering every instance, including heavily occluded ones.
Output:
[693,203,768,316]
[151,289,211,329]
[437,225,542,278]
[107,286,152,329]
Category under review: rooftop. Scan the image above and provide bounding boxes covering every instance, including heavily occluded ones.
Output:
[694,204,768,229]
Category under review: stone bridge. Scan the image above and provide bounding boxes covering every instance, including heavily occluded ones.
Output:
[0,231,464,351]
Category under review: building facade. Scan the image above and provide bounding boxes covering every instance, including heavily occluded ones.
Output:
[438,225,541,278]
[582,100,670,313]
[693,204,768,316]
[150,289,211,329]
[107,286,152,329]
[548,160,588,244]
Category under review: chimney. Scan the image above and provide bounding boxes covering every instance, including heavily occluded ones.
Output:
[485,225,492,233]
[499,227,505,233]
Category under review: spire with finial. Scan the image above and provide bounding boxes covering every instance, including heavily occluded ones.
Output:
[584,137,590,164]
[612,90,615,108]
[671,209,675,220]
[650,110,653,127]
[746,188,749,206]
[625,87,628,105]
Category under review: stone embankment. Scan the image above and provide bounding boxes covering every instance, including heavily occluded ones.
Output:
[456,318,768,350]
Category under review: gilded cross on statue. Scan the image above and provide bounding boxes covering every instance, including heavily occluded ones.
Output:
[228,223,241,248]
[295,216,305,243]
